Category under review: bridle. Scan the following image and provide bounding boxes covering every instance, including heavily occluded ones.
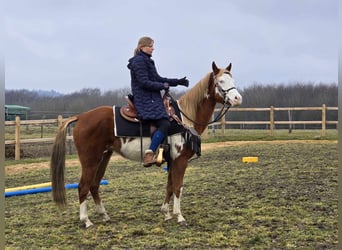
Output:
[167,72,236,127]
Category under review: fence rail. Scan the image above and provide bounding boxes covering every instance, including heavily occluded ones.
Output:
[205,104,337,137]
[5,105,338,160]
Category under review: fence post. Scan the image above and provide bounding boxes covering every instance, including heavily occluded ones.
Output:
[321,104,326,137]
[270,106,274,136]
[15,116,21,160]
[57,115,63,128]
[202,127,208,139]
[221,114,225,135]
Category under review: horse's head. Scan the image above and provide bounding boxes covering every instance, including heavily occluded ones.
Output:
[211,61,242,107]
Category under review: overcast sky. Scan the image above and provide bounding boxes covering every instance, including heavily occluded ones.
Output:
[4,0,337,94]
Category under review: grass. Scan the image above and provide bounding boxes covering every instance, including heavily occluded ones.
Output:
[204,129,337,142]
[5,124,59,140]
[5,141,338,249]
[4,154,78,167]
[5,129,338,162]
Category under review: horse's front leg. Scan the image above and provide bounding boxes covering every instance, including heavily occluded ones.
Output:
[170,156,188,225]
[161,170,173,221]
[173,186,186,225]
[95,201,110,222]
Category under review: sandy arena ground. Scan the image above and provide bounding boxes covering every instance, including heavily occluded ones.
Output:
[5,140,337,175]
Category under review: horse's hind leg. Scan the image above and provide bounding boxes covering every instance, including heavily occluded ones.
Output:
[78,150,110,228]
[90,149,112,223]
[78,167,96,228]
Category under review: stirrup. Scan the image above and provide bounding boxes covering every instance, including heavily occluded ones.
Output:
[155,145,167,166]
[156,147,164,165]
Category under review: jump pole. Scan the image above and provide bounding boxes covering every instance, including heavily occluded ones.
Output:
[5,182,52,192]
[5,180,109,198]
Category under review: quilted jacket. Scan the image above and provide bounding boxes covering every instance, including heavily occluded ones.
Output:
[127,51,179,120]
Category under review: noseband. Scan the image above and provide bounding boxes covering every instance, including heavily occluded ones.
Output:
[216,85,236,104]
[166,71,236,127]
[213,71,236,105]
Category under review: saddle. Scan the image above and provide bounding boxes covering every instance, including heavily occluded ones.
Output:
[120,94,139,122]
[120,93,179,124]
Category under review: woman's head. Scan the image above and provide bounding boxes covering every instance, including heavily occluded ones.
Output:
[134,36,154,55]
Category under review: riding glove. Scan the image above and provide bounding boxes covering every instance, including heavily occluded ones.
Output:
[178,77,189,87]
[163,82,170,90]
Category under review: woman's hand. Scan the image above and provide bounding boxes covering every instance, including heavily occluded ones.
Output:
[163,82,170,90]
[178,77,189,87]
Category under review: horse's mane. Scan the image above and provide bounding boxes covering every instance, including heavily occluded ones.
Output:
[178,72,212,125]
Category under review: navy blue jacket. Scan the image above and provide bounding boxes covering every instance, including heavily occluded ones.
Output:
[127,51,179,120]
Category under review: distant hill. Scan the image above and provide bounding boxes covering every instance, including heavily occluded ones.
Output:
[34,89,63,97]
[5,89,64,97]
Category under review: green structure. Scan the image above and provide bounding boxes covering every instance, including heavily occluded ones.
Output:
[5,105,31,121]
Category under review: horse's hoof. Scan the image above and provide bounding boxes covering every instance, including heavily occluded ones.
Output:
[79,222,94,229]
[178,221,188,226]
[85,221,94,229]
[164,217,173,222]
[102,214,111,222]
[164,215,173,221]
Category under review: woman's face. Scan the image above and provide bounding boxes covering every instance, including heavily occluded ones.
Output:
[141,42,154,55]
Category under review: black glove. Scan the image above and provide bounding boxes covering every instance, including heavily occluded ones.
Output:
[163,82,170,90]
[178,77,189,87]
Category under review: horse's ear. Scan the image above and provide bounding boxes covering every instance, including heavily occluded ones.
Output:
[212,61,220,75]
[226,63,232,72]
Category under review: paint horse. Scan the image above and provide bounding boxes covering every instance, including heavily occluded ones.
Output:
[50,61,242,228]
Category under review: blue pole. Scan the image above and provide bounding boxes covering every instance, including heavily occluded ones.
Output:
[5,180,109,198]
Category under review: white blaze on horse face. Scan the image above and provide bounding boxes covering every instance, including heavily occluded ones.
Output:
[215,73,242,107]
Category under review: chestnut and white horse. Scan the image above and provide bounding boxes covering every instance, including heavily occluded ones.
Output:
[50,61,242,228]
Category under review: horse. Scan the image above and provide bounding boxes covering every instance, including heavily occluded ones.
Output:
[50,61,242,228]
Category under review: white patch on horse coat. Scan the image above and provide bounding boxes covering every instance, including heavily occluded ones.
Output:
[173,186,185,223]
[80,200,93,228]
[119,133,184,162]
[95,201,110,222]
[120,137,151,161]
[161,202,172,221]
[168,133,184,159]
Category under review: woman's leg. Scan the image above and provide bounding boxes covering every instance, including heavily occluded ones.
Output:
[144,118,170,167]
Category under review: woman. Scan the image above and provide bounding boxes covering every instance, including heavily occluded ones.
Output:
[127,36,189,167]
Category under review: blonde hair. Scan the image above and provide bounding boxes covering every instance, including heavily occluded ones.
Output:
[134,36,154,55]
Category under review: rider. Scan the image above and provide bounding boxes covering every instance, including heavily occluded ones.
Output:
[127,36,189,167]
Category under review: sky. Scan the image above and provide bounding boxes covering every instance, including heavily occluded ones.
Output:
[4,0,338,94]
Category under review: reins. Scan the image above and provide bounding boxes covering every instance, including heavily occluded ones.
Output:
[166,91,231,127]
[166,91,231,163]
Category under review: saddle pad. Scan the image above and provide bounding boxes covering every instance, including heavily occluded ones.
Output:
[113,104,184,137]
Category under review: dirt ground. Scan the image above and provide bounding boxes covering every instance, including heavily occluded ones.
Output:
[5,140,336,175]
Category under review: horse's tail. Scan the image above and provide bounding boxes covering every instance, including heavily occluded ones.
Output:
[50,116,78,208]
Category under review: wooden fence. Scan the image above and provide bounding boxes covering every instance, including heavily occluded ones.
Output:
[204,104,338,137]
[5,105,338,160]
[5,115,69,160]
